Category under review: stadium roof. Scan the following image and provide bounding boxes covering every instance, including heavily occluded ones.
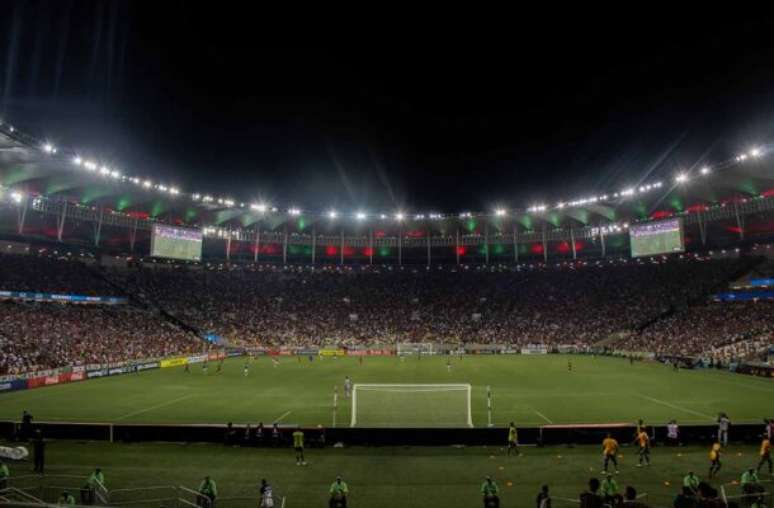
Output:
[1,118,773,234]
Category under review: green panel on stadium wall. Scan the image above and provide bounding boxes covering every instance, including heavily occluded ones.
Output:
[518,244,529,255]
[150,201,166,218]
[493,243,505,255]
[378,247,391,257]
[518,215,533,229]
[45,181,79,195]
[80,188,113,204]
[465,219,477,232]
[670,197,684,212]
[478,245,488,255]
[185,208,198,221]
[633,202,648,219]
[116,197,132,211]
[214,209,241,225]
[2,166,30,185]
[547,213,561,227]
[566,209,589,225]
[297,218,306,230]
[738,179,757,195]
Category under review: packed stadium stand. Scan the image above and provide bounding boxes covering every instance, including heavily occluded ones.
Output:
[0,249,770,375]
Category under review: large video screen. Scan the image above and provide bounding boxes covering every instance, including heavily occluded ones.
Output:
[629,218,685,258]
[151,225,203,261]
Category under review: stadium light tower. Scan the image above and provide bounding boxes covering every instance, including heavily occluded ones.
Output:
[328,210,338,219]
[395,212,405,221]
[494,208,507,217]
[750,148,762,158]
[675,173,689,183]
[356,211,367,221]
[700,166,711,175]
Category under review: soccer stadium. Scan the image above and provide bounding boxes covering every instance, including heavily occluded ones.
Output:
[2,6,774,508]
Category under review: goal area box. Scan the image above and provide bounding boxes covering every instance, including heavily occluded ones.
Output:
[351,384,473,428]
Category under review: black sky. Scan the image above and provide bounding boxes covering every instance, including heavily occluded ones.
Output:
[3,3,774,213]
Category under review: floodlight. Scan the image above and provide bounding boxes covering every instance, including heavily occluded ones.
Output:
[494,208,506,217]
[328,210,338,219]
[356,211,366,220]
[700,166,710,175]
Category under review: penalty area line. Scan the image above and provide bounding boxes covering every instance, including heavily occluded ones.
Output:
[115,393,196,421]
[636,394,714,421]
[532,409,554,424]
[273,411,292,423]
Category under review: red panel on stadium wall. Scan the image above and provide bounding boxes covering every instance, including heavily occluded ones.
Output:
[325,246,338,256]
[650,210,673,220]
[456,246,466,256]
[363,247,374,257]
[530,243,544,254]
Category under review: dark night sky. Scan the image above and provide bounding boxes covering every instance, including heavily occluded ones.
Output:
[2,3,774,213]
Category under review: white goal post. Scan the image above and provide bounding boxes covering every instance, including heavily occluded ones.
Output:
[350,383,473,428]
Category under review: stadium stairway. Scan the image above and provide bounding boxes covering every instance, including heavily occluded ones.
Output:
[84,263,207,345]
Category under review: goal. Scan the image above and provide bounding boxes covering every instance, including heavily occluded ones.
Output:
[350,384,473,428]
[396,342,435,356]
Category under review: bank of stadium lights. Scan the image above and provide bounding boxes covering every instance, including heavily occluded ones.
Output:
[395,212,405,221]
[700,166,711,175]
[10,191,23,204]
[251,203,268,213]
[459,212,472,218]
[288,208,301,216]
[428,213,443,220]
[528,204,546,213]
[42,143,56,154]
[355,211,367,221]
[675,173,689,184]
[494,208,507,217]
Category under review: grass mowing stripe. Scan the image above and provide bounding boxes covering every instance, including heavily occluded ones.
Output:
[273,411,292,423]
[114,393,196,421]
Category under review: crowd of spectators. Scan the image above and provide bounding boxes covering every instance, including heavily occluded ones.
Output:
[620,301,774,359]
[111,257,746,349]
[0,301,201,375]
[0,250,766,375]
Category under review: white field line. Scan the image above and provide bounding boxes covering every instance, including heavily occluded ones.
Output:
[533,409,554,424]
[273,411,292,423]
[115,393,196,421]
[636,394,714,421]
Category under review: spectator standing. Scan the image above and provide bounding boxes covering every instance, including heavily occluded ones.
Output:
[717,413,730,447]
[32,430,45,474]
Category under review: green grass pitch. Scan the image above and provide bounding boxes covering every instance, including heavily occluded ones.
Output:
[2,441,771,507]
[1,355,773,426]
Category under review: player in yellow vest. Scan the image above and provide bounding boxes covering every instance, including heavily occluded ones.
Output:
[601,433,619,474]
[635,429,650,467]
[758,437,772,475]
[709,442,722,478]
[507,423,521,456]
[293,426,307,466]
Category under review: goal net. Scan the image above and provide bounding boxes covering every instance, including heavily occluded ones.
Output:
[351,383,473,428]
[396,342,435,356]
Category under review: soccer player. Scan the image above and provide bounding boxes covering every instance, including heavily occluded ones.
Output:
[506,422,521,456]
[666,420,680,446]
[259,478,274,508]
[567,359,572,372]
[202,361,208,375]
[635,428,650,467]
[480,476,500,508]
[293,426,306,466]
[358,355,363,366]
[184,362,190,373]
[683,471,700,496]
[272,357,279,368]
[329,476,349,508]
[758,436,772,475]
[216,359,223,374]
[602,433,619,474]
[343,376,352,398]
[243,361,249,377]
[717,413,730,447]
[446,357,452,372]
[709,442,722,478]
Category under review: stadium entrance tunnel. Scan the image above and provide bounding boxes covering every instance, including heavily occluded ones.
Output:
[0,421,767,447]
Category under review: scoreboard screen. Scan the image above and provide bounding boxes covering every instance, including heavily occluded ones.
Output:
[629,218,685,258]
[151,225,203,261]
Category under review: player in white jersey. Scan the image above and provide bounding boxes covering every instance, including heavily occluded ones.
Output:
[344,376,352,398]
